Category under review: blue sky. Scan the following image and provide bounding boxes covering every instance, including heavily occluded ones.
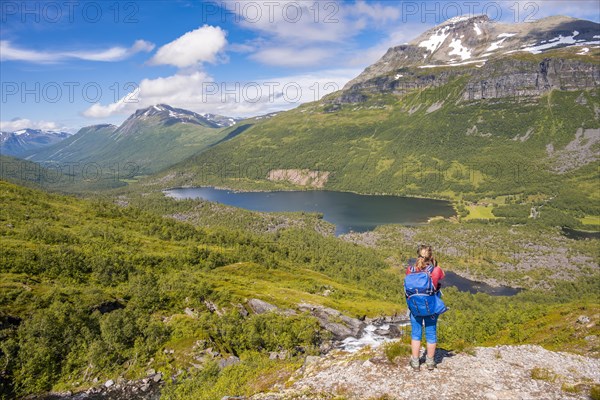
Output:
[1,0,599,132]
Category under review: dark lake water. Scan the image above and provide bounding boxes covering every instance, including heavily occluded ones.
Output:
[164,187,455,235]
[443,271,521,296]
[406,259,521,296]
[562,227,600,240]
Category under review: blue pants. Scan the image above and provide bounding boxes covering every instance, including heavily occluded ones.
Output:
[410,313,439,343]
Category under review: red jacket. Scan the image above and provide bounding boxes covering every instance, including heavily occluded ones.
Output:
[406,264,445,290]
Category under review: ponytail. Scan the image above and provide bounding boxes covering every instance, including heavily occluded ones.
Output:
[414,256,428,271]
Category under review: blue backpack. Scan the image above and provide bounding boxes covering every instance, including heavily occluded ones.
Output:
[404,264,448,317]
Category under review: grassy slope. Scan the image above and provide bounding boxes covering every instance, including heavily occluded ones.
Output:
[0,180,404,318]
[0,179,410,396]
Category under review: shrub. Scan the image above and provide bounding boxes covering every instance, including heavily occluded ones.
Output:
[383,341,412,363]
[531,367,556,382]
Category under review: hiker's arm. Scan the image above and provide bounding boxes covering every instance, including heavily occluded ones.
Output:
[431,267,445,289]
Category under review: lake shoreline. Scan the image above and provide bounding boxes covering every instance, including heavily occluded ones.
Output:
[164,187,455,235]
[161,184,458,204]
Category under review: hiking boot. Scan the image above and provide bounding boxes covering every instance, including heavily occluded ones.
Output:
[409,357,420,371]
[425,356,436,370]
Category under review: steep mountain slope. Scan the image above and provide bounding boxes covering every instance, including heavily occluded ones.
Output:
[152,16,599,217]
[0,129,71,157]
[25,105,239,175]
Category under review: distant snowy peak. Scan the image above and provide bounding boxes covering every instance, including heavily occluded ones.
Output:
[135,104,219,126]
[344,15,599,89]
[134,104,239,128]
[201,113,242,128]
[412,15,599,65]
[114,104,240,137]
[0,129,72,157]
[0,129,71,143]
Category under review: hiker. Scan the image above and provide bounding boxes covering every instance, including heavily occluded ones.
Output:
[404,245,446,371]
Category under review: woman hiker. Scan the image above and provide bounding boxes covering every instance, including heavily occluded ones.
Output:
[405,245,446,371]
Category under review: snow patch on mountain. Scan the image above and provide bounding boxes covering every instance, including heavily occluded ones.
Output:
[521,31,581,54]
[487,33,516,52]
[448,38,472,60]
[419,26,450,53]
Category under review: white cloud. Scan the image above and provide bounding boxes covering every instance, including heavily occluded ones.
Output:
[250,47,335,67]
[497,0,600,22]
[224,1,404,67]
[82,68,359,119]
[349,0,402,24]
[0,118,68,132]
[149,25,227,68]
[0,40,155,63]
[223,0,351,43]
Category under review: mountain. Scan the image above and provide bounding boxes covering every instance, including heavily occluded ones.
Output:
[25,105,240,176]
[201,113,242,127]
[344,15,599,88]
[0,128,71,157]
[152,15,599,218]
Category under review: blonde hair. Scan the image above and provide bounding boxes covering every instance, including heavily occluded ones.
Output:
[414,256,428,271]
[416,245,435,270]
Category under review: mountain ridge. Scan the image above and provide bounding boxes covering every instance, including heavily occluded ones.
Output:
[24,105,241,176]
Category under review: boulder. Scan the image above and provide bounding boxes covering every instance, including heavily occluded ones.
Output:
[298,302,364,340]
[247,299,278,314]
[104,379,114,388]
[218,356,241,369]
[577,315,590,324]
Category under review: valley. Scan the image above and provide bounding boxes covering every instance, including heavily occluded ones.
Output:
[1,10,599,400]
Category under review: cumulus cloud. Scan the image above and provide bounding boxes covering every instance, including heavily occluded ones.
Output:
[0,40,155,63]
[149,25,227,68]
[82,68,359,119]
[0,118,68,132]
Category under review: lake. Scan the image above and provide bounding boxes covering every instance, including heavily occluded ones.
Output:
[406,258,521,296]
[443,271,521,296]
[164,187,455,235]
[561,227,600,240]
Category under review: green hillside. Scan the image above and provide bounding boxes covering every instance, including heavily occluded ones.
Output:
[25,118,233,176]
[0,180,404,397]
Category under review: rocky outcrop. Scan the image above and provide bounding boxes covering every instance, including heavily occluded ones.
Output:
[335,56,599,105]
[267,169,330,188]
[462,58,600,101]
[251,344,600,400]
[297,303,364,340]
[36,374,163,400]
[547,128,600,173]
[247,299,279,314]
